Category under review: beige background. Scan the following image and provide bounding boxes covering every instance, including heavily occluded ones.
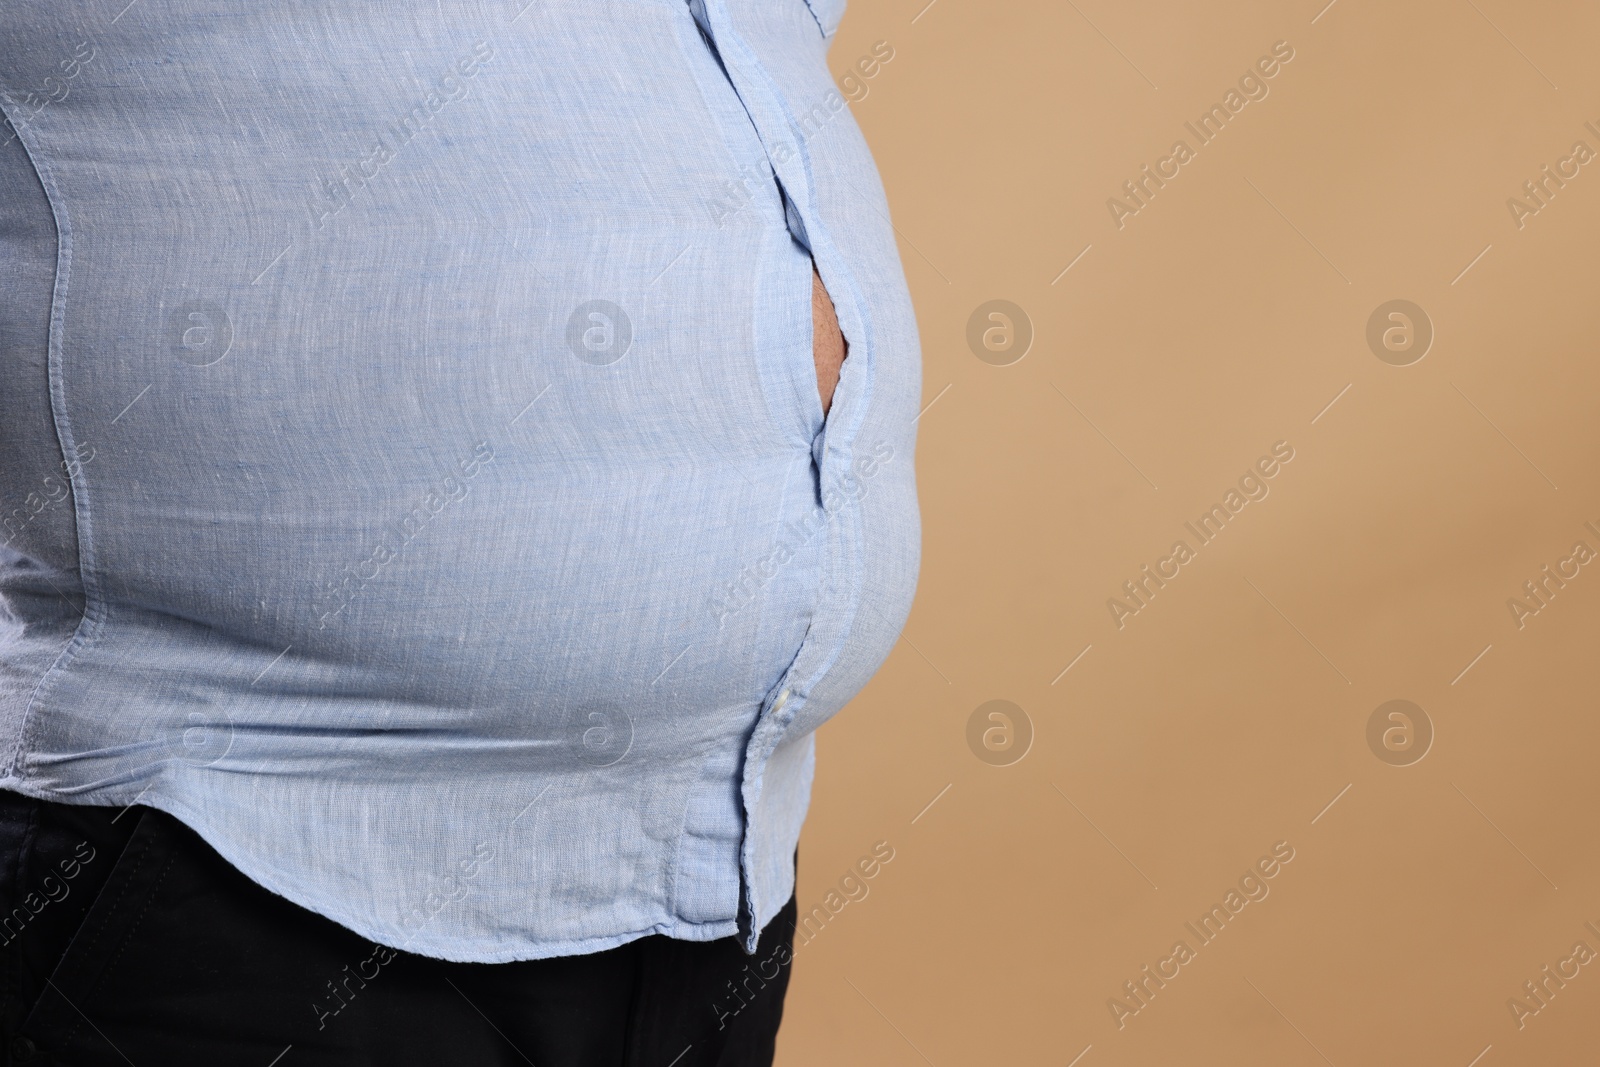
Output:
[779,1,1600,1064]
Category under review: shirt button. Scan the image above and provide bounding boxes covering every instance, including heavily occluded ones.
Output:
[774,688,792,710]
[12,1036,38,1059]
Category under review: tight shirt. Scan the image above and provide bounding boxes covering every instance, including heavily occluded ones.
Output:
[0,0,920,961]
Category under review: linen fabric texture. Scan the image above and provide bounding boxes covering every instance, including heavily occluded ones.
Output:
[0,0,920,962]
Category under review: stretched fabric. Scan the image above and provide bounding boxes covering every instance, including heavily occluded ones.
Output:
[0,0,920,960]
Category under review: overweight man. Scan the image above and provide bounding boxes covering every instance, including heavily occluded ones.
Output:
[0,1,921,1063]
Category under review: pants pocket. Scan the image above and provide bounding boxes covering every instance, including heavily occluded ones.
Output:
[11,804,166,1064]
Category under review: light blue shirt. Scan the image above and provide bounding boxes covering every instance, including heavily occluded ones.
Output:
[0,0,920,960]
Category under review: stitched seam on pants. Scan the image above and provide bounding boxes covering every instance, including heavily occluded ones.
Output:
[46,826,173,1049]
[67,850,176,1044]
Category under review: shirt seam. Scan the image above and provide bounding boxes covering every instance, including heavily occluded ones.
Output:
[0,92,104,784]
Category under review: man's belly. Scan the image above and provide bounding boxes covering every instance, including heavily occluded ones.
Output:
[0,0,922,959]
[0,0,918,786]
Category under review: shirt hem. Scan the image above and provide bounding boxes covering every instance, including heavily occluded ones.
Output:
[0,781,755,964]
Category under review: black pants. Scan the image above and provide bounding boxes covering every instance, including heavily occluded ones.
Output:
[0,791,796,1066]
